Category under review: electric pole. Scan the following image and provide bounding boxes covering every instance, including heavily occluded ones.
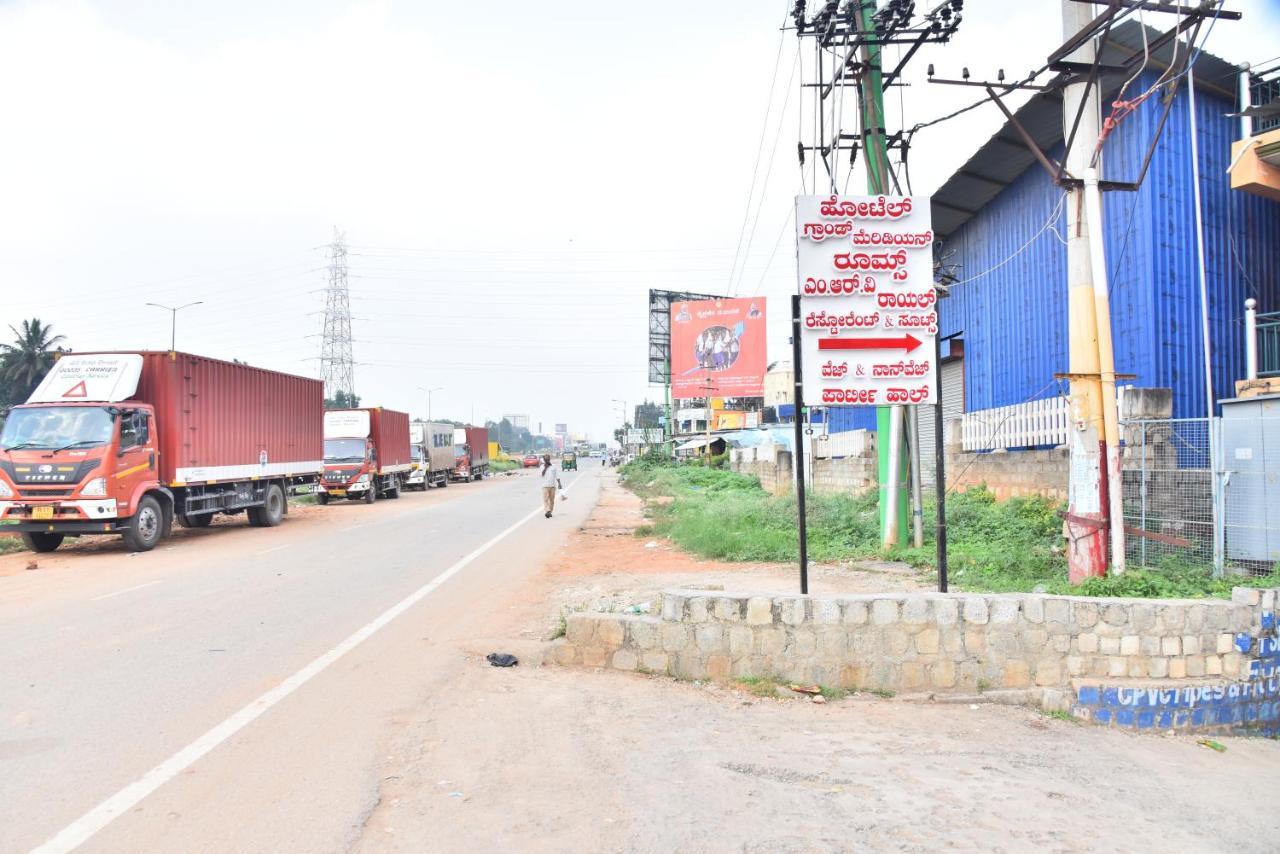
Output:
[320,228,356,402]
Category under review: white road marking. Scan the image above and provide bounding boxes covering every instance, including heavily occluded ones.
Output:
[34,474,582,854]
[89,581,163,602]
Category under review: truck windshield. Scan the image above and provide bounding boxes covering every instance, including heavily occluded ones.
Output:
[411,446,424,461]
[0,406,115,451]
[324,438,366,463]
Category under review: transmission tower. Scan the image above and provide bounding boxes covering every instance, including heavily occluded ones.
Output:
[320,228,355,400]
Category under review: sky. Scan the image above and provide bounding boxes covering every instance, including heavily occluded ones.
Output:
[2,0,1277,442]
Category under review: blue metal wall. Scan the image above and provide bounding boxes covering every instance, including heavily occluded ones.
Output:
[939,72,1280,419]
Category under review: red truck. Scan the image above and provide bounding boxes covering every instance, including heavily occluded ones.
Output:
[450,425,490,482]
[318,408,412,503]
[0,352,323,553]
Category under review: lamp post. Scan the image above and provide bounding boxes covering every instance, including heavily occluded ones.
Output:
[145,301,203,351]
[611,398,627,449]
[418,386,442,422]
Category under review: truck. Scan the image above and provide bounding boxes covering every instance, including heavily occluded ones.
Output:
[318,408,412,504]
[0,352,323,553]
[450,425,489,482]
[405,421,455,490]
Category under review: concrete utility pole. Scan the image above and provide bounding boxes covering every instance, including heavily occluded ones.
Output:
[856,0,908,548]
[1061,1,1117,580]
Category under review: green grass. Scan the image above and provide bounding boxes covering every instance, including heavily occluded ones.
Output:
[618,459,1279,599]
[0,535,27,555]
[1043,709,1076,722]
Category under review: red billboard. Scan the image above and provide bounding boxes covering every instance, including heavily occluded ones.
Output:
[670,297,767,399]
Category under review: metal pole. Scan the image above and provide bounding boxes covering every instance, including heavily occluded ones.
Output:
[935,334,948,592]
[1083,168,1127,572]
[1061,0,1108,582]
[1238,64,1252,141]
[1140,425,1147,567]
[1245,298,1258,380]
[791,294,809,594]
[1188,63,1223,577]
[908,406,924,548]
[170,311,176,352]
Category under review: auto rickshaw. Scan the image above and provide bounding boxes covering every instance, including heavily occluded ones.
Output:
[561,452,577,471]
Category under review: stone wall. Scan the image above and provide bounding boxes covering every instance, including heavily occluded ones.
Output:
[945,446,1069,502]
[729,447,877,498]
[549,586,1280,736]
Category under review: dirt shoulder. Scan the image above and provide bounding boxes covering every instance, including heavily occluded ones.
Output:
[355,473,1280,853]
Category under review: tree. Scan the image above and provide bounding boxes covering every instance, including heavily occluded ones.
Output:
[1,318,66,413]
[323,390,361,409]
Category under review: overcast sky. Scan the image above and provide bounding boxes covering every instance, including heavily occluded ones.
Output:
[2,0,1275,442]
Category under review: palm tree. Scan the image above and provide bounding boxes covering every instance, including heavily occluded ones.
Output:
[2,319,67,394]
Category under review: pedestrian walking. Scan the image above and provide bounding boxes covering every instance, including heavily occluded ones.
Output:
[540,453,562,518]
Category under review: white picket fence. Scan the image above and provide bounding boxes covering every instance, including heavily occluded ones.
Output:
[960,396,1069,451]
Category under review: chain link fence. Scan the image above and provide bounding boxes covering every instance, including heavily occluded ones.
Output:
[1121,418,1215,570]
[1122,414,1280,575]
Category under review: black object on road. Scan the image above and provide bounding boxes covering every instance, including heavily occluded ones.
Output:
[486,653,519,667]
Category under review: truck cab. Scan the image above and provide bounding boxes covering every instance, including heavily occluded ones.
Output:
[0,401,163,552]
[320,435,379,504]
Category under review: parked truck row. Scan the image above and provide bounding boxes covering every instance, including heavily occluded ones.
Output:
[0,351,491,553]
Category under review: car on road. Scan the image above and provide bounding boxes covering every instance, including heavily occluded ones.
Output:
[522,454,540,468]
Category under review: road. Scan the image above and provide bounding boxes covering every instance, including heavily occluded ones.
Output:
[0,466,598,854]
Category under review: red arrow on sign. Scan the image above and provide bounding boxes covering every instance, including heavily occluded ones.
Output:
[817,334,923,353]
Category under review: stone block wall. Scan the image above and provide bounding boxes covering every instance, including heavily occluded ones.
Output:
[728,449,876,498]
[549,586,1280,735]
[945,447,1069,502]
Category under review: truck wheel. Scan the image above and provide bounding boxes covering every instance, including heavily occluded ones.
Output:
[316,492,330,505]
[21,532,64,553]
[363,484,377,504]
[178,512,212,528]
[387,477,401,499]
[249,483,286,527]
[122,495,164,552]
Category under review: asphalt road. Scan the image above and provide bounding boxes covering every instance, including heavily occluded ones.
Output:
[0,466,598,853]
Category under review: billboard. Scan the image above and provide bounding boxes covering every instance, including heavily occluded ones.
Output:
[648,288,723,384]
[670,297,767,399]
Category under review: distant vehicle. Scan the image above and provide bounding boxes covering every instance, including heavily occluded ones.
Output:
[405,421,455,490]
[588,450,603,458]
[451,426,490,481]
[0,351,322,553]
[522,454,540,468]
[319,408,412,504]
[561,452,577,471]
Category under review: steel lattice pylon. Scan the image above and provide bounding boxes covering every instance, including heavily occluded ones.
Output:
[320,229,355,401]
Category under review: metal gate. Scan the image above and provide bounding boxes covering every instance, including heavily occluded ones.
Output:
[1121,418,1215,569]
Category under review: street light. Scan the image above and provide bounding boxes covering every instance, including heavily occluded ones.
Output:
[418,386,443,422]
[145,301,203,351]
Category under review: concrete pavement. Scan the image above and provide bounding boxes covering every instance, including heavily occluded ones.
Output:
[0,466,600,853]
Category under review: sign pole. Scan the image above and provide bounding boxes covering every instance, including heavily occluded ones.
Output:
[791,294,809,595]
[935,332,948,593]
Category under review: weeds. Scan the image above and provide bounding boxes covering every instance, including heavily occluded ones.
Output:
[618,458,1276,599]
[0,535,26,556]
[1044,709,1076,722]
[975,678,991,695]
[865,688,895,699]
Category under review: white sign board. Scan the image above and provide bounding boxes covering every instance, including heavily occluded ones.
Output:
[625,428,664,444]
[27,354,144,403]
[795,194,936,406]
[324,409,370,438]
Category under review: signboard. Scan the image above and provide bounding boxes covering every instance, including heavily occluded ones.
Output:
[648,288,722,384]
[795,195,936,406]
[625,428,664,444]
[27,354,143,404]
[324,409,370,438]
[670,297,767,399]
[554,423,568,435]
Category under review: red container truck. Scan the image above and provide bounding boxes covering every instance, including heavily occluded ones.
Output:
[450,425,490,482]
[318,408,412,503]
[0,352,324,553]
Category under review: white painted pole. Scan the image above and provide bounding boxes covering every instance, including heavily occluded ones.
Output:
[1238,64,1251,141]
[1188,63,1224,577]
[1245,298,1258,381]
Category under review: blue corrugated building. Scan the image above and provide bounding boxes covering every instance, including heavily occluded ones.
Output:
[931,25,1280,422]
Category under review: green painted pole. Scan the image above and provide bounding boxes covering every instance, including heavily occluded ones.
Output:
[857,0,908,544]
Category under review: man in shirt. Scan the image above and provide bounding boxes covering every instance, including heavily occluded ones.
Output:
[540,453,562,518]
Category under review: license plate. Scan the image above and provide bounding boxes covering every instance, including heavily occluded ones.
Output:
[329,490,346,497]
[32,505,55,520]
